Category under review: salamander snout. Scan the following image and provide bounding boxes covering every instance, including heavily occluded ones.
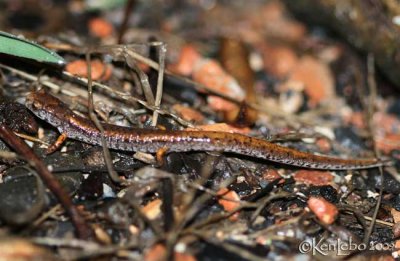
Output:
[25,92,37,109]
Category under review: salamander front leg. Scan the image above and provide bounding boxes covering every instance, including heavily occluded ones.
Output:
[156,147,169,167]
[46,133,67,154]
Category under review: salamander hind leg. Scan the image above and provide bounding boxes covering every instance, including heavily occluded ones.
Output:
[46,133,67,154]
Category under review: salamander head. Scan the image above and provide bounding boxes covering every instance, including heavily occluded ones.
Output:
[25,89,73,127]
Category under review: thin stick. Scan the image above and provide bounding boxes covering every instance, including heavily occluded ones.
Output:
[124,52,155,106]
[0,64,75,95]
[62,70,194,127]
[85,52,125,185]
[15,132,50,146]
[117,0,136,44]
[364,54,384,243]
[121,47,317,128]
[0,63,193,127]
[151,43,166,126]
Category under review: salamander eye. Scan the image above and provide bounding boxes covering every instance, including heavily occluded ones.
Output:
[32,101,43,110]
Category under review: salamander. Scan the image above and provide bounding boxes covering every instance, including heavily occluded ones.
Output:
[25,89,388,170]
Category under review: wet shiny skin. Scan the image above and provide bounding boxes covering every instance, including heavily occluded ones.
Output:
[25,89,385,170]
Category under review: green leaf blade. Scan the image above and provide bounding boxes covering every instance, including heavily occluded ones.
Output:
[0,31,66,66]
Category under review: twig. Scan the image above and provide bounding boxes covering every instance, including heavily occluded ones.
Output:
[122,47,300,123]
[363,216,393,227]
[32,204,62,227]
[14,132,50,146]
[151,43,166,127]
[250,191,292,223]
[124,52,156,108]
[117,0,136,44]
[363,53,384,243]
[0,63,194,128]
[32,236,140,259]
[190,231,270,261]
[184,201,254,232]
[164,155,223,257]
[0,63,74,96]
[32,236,100,250]
[85,52,125,185]
[62,70,194,127]
[121,197,164,236]
[161,177,174,232]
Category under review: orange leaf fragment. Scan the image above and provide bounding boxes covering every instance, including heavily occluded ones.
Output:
[262,44,298,78]
[391,208,400,224]
[391,207,400,254]
[374,112,400,134]
[142,199,162,220]
[262,169,283,183]
[375,133,400,154]
[0,238,55,261]
[88,17,113,38]
[144,244,197,261]
[389,209,400,260]
[258,1,306,43]
[293,170,333,186]
[307,196,338,225]
[192,59,245,112]
[217,188,240,221]
[144,244,166,261]
[315,138,332,153]
[175,252,197,261]
[185,123,250,135]
[66,59,112,81]
[289,56,335,107]
[169,44,202,76]
[170,44,246,114]
[172,104,204,123]
[217,188,240,213]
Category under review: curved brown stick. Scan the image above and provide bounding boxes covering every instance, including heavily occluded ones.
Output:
[0,124,91,239]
